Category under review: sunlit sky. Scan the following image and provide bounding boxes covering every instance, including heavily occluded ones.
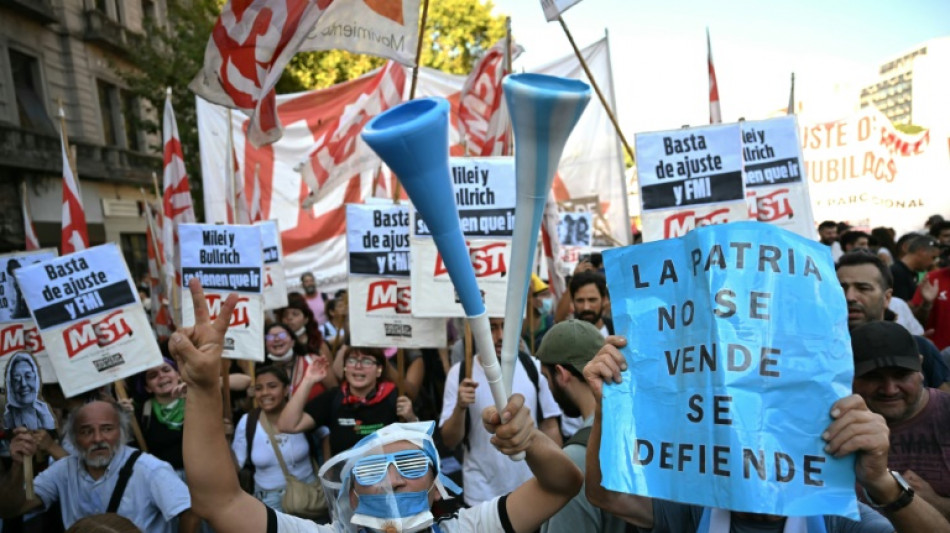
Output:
[490,0,950,134]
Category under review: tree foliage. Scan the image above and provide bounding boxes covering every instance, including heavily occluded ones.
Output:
[280,0,507,92]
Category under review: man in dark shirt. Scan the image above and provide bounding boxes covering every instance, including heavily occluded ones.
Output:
[891,235,939,301]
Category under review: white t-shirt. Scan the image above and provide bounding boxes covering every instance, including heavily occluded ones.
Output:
[889,296,925,336]
[440,358,561,506]
[270,495,512,533]
[232,413,315,490]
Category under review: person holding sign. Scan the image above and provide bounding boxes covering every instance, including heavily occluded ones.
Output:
[0,400,199,532]
[582,335,950,532]
[170,278,583,533]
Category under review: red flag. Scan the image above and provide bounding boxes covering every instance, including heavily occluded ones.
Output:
[162,90,196,301]
[540,193,566,300]
[59,110,89,254]
[707,27,721,124]
[21,182,39,250]
[458,39,523,156]
[189,0,334,147]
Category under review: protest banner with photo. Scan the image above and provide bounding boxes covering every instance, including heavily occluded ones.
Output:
[14,245,162,398]
[600,221,857,518]
[411,157,515,317]
[636,123,747,241]
[179,224,265,362]
[801,106,950,237]
[741,116,816,239]
[347,204,446,348]
[557,212,592,272]
[0,249,59,384]
[257,220,289,311]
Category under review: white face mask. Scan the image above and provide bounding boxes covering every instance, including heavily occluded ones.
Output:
[295,326,307,337]
[267,351,294,362]
[538,297,554,315]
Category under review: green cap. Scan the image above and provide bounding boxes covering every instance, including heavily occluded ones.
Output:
[535,319,605,374]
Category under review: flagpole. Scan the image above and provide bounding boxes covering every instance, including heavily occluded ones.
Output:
[555,16,633,162]
[151,171,161,199]
[395,0,430,204]
[57,99,78,176]
[603,27,633,245]
[504,16,514,156]
[226,109,238,221]
[787,72,796,115]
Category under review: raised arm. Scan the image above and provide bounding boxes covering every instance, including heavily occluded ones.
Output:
[582,336,655,529]
[483,394,583,533]
[824,394,950,532]
[171,279,267,533]
[276,360,325,434]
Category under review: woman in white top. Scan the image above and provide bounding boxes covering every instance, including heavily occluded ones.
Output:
[232,366,319,516]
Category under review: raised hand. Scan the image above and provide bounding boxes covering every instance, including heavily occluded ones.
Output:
[921,278,940,304]
[169,278,239,391]
[457,378,479,409]
[304,356,329,384]
[482,393,535,456]
[582,335,628,399]
[396,395,417,422]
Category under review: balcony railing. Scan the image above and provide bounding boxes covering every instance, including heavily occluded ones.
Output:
[82,9,143,58]
[0,123,159,186]
[0,0,57,24]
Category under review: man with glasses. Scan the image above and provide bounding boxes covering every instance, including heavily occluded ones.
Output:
[172,279,582,533]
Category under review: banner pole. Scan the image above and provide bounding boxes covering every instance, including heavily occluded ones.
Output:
[114,380,149,452]
[464,321,473,379]
[556,16,633,162]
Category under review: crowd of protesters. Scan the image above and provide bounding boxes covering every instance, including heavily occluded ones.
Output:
[2,213,950,532]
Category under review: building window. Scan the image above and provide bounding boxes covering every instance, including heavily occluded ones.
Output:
[97,80,139,149]
[9,49,53,133]
[142,0,157,24]
[94,0,123,23]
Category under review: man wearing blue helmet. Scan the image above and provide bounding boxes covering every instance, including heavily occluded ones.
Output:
[171,279,583,533]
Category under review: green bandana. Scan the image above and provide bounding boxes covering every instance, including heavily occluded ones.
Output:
[152,398,185,430]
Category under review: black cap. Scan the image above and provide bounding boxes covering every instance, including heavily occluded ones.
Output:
[851,321,921,376]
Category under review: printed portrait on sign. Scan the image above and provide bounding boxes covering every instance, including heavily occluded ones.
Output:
[5,259,30,320]
[3,351,55,431]
[559,213,591,247]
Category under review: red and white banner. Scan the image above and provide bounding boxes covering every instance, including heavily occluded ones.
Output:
[458,39,522,157]
[802,106,950,237]
[190,0,420,147]
[60,115,88,255]
[162,92,196,314]
[707,28,721,124]
[144,202,173,339]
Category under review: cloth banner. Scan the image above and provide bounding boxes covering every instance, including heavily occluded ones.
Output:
[179,224,264,362]
[540,0,584,21]
[300,0,421,66]
[636,123,747,241]
[535,37,630,248]
[411,158,515,318]
[347,204,445,348]
[801,106,950,237]
[0,250,59,384]
[14,245,161,397]
[742,116,816,239]
[601,221,857,518]
[258,220,289,310]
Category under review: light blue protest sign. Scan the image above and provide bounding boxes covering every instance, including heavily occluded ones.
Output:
[601,221,857,518]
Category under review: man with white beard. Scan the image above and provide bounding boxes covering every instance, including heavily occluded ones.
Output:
[0,401,198,532]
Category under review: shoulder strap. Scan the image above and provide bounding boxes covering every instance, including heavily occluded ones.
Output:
[259,415,292,478]
[245,408,260,468]
[517,352,543,426]
[107,450,142,513]
[564,426,592,449]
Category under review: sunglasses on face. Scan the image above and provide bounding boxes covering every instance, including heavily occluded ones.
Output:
[352,449,431,486]
[345,357,378,367]
[266,332,290,342]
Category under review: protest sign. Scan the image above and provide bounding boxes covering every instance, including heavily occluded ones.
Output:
[801,106,950,237]
[601,221,857,518]
[741,116,816,239]
[257,220,289,311]
[411,157,514,317]
[14,245,162,398]
[347,204,446,347]
[636,124,748,242]
[557,212,592,272]
[179,224,265,362]
[1,250,59,384]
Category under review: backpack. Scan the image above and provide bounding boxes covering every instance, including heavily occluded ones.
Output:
[238,408,261,494]
[457,352,543,451]
[564,425,592,449]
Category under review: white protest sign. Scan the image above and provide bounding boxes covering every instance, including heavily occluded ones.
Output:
[257,220,289,311]
[179,224,265,362]
[636,123,748,242]
[411,157,515,317]
[347,204,446,348]
[0,249,59,384]
[742,116,816,239]
[14,245,162,397]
